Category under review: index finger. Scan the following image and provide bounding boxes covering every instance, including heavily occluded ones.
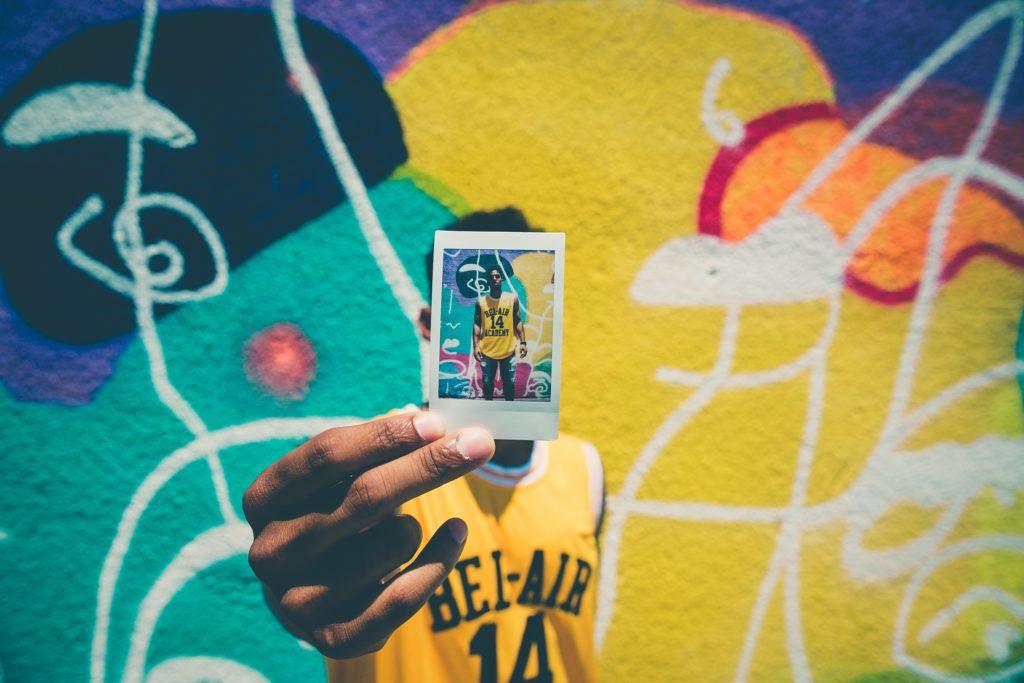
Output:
[243,411,446,527]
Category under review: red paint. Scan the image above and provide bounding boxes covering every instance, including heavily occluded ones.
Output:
[698,102,838,238]
[845,242,1024,305]
[244,322,318,400]
[698,102,1024,306]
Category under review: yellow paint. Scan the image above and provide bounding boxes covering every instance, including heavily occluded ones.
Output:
[390,0,1024,679]
[512,250,556,360]
[600,516,780,681]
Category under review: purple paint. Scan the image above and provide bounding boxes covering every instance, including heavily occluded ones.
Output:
[716,0,1024,118]
[0,0,470,97]
[0,286,130,405]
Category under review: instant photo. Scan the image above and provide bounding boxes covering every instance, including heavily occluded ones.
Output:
[429,231,564,440]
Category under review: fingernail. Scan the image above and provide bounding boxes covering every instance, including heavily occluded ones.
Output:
[455,427,494,462]
[447,518,468,545]
[413,412,445,442]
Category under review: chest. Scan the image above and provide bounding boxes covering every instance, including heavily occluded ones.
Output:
[409,476,597,633]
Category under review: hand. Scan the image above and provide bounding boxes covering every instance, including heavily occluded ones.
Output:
[474,349,484,363]
[519,341,527,359]
[243,412,495,659]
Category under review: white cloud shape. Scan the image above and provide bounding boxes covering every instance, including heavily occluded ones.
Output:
[630,212,843,307]
[3,82,196,149]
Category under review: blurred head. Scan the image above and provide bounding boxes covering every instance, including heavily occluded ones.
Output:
[419,207,536,340]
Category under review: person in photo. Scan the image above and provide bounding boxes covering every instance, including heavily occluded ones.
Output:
[473,265,527,401]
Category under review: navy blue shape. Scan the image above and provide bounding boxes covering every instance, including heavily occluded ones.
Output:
[0,9,407,344]
[716,0,1023,119]
[454,253,515,300]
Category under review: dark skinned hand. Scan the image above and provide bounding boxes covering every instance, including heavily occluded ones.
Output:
[243,411,494,659]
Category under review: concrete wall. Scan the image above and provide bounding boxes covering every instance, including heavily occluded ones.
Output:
[1,1,1022,681]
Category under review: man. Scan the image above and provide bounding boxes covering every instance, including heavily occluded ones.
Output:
[244,208,603,682]
[473,265,527,401]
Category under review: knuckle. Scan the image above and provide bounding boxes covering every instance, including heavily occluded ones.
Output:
[247,537,277,578]
[242,477,271,523]
[364,637,389,655]
[384,580,423,620]
[278,587,314,618]
[313,624,359,660]
[371,417,409,452]
[345,471,388,519]
[248,525,301,580]
[422,443,459,480]
[307,430,341,474]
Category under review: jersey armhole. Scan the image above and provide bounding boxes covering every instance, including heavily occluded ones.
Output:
[581,441,604,535]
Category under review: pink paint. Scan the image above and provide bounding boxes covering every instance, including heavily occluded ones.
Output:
[845,242,1024,305]
[439,349,545,400]
[243,322,317,400]
[698,102,838,238]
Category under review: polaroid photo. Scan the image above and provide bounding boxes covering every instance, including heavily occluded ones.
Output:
[429,231,565,441]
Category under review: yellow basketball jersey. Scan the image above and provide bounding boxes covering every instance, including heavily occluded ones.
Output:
[478,292,518,360]
[327,435,603,683]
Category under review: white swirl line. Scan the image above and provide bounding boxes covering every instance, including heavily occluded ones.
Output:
[93,417,360,683]
[84,1,236,679]
[123,523,253,683]
[701,57,745,147]
[598,5,1024,683]
[917,586,1024,645]
[894,535,1024,682]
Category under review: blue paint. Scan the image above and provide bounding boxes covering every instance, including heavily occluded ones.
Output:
[718,0,1024,118]
[0,9,406,344]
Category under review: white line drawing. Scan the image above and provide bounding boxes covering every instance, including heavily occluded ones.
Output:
[144,655,271,682]
[598,3,1024,682]
[0,0,423,679]
[701,57,745,147]
[629,211,842,306]
[895,536,1024,682]
[3,0,1021,680]
[2,83,195,148]
[270,0,429,401]
[124,523,253,683]
[271,0,426,335]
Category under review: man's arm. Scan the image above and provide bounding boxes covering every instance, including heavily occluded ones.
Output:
[244,412,494,659]
[473,302,484,361]
[513,297,527,358]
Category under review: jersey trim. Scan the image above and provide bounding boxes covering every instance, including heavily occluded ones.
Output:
[581,441,604,533]
[472,441,549,487]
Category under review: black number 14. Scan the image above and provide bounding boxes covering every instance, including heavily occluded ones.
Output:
[469,612,553,683]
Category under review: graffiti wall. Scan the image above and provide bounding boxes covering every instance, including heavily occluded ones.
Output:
[438,247,555,401]
[1,0,1022,681]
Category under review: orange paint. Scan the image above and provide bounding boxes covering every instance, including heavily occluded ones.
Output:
[710,114,1024,302]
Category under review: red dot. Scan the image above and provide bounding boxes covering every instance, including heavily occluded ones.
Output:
[244,322,317,400]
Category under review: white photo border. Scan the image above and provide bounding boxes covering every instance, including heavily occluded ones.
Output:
[429,230,564,441]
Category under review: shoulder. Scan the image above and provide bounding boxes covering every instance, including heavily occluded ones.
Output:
[549,435,604,534]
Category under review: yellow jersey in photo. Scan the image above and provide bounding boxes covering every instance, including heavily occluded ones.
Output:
[478,292,518,360]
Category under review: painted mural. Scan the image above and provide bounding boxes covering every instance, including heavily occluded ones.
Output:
[437,247,555,401]
[0,1,1021,682]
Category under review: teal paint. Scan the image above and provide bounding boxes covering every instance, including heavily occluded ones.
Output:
[0,178,452,682]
